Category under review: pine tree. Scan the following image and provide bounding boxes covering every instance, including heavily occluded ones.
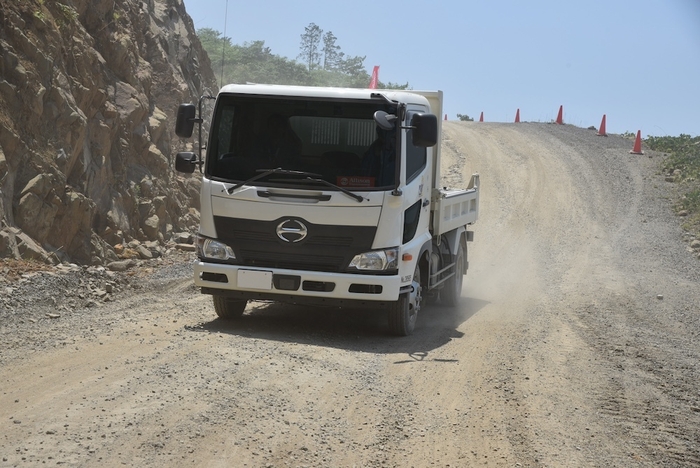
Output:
[322,31,341,70]
[298,23,323,70]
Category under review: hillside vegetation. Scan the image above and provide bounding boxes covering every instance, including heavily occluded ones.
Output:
[196,26,409,90]
[647,134,700,239]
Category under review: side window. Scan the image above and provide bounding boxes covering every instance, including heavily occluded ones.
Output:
[208,105,239,180]
[405,125,426,183]
[215,106,235,157]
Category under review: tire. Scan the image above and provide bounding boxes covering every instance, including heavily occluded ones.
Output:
[441,242,465,307]
[212,295,247,319]
[388,263,422,336]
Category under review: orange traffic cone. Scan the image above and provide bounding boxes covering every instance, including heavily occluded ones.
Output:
[479,112,484,122]
[555,105,563,124]
[597,114,607,136]
[630,130,644,154]
[515,109,520,123]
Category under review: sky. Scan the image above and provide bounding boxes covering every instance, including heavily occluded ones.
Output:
[182,0,700,137]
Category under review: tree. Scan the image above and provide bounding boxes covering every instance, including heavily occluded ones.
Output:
[456,114,474,121]
[298,23,323,70]
[228,41,311,86]
[197,27,231,51]
[322,31,341,71]
[196,26,410,90]
[378,81,410,90]
[197,29,312,87]
[196,28,234,88]
[337,54,366,76]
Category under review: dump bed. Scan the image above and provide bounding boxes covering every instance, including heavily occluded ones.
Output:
[431,174,479,235]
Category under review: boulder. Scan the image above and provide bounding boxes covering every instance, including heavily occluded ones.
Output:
[136,244,153,259]
[15,230,53,263]
[107,259,137,272]
[173,232,193,244]
[0,228,19,258]
[142,214,160,240]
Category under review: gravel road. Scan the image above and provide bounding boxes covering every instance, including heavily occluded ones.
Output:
[1,122,699,467]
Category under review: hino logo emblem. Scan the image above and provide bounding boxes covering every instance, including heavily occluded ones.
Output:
[276,219,308,243]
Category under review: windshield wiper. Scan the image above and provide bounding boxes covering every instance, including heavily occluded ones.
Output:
[227,169,365,202]
[304,177,366,203]
[227,168,322,194]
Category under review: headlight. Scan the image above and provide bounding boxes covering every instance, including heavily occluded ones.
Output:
[197,235,236,261]
[348,247,398,271]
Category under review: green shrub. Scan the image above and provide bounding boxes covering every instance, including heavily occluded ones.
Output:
[649,134,700,181]
[648,134,700,240]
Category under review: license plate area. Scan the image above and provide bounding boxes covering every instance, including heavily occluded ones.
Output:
[237,270,273,290]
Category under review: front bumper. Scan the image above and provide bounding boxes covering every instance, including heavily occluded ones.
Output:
[193,261,403,305]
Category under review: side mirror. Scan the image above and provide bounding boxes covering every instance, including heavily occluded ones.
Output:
[411,113,438,147]
[175,152,197,173]
[175,104,196,138]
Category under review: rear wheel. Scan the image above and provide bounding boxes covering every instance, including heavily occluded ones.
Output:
[212,295,247,319]
[388,263,422,336]
[442,242,465,307]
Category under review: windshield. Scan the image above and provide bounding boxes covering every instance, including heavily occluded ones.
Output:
[206,94,397,190]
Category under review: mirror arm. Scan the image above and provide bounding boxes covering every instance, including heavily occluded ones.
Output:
[391,103,406,196]
[196,94,216,173]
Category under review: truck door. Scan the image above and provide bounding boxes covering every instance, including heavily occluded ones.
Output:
[400,108,432,254]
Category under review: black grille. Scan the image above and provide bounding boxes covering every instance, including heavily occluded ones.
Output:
[214,216,376,273]
[240,249,343,271]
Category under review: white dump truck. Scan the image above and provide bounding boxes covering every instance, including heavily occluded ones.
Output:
[175,84,479,335]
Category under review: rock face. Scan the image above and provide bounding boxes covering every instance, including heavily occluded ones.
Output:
[0,0,215,264]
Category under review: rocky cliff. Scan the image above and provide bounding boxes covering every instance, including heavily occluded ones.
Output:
[0,0,215,265]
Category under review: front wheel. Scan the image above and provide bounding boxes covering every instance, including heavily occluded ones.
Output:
[441,242,465,307]
[388,263,422,336]
[212,295,247,319]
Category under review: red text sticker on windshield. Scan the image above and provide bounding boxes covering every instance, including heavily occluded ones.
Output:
[337,176,375,188]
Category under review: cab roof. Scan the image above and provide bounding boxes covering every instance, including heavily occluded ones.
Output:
[217,83,436,110]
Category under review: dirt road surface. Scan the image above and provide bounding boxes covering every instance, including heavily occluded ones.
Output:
[2,122,699,467]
